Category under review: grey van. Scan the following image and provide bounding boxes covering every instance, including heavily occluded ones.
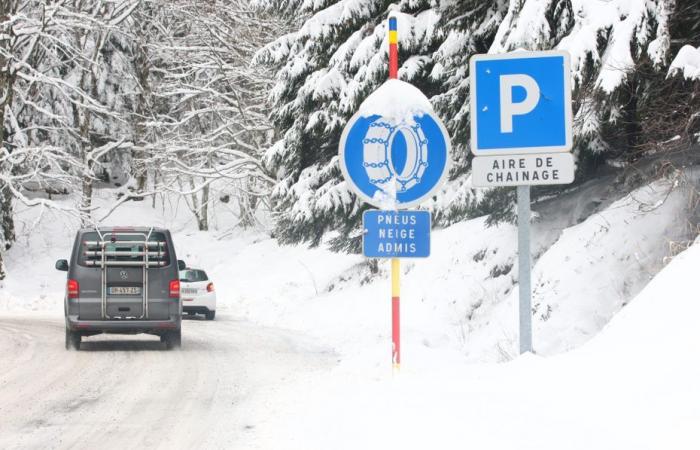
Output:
[55,227,185,350]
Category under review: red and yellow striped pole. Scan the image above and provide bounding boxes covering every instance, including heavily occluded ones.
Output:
[388,15,400,372]
[392,257,400,370]
[388,16,398,79]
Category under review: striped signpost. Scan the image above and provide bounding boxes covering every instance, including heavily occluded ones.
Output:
[337,15,450,372]
[388,16,401,371]
[389,16,398,79]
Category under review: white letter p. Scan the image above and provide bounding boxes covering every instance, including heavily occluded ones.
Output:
[499,74,540,133]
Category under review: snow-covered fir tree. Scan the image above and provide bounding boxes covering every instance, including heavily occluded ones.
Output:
[255,0,442,250]
[257,0,694,249]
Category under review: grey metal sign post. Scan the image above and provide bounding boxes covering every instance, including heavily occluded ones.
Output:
[517,186,532,353]
[469,50,574,354]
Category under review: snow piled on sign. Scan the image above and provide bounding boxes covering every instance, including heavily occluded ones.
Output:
[358,79,433,122]
[668,45,700,80]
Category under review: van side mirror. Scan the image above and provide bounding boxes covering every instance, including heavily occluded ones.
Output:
[177,260,186,271]
[55,259,69,271]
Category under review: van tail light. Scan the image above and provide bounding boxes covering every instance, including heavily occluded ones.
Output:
[207,282,215,293]
[67,279,79,299]
[169,279,180,298]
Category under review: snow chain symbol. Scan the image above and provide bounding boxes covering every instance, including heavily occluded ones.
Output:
[362,117,429,192]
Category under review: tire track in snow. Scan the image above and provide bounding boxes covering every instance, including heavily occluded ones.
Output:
[0,313,336,449]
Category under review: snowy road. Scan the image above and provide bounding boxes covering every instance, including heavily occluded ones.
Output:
[0,313,336,449]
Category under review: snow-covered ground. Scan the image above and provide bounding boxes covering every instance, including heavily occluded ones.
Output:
[254,236,700,450]
[0,176,698,448]
[0,313,336,449]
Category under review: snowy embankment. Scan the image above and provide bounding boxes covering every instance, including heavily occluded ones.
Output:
[256,237,700,450]
[1,173,697,365]
[0,176,698,447]
[228,174,696,364]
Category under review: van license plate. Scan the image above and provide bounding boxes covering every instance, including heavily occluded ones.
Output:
[109,287,141,295]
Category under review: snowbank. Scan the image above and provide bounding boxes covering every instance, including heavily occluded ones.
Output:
[1,176,696,367]
[238,176,693,363]
[1,178,698,449]
[250,240,700,450]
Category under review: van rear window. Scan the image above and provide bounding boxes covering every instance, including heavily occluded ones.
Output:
[79,232,171,267]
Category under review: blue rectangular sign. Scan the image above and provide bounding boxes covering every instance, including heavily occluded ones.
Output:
[363,210,430,258]
[469,50,572,155]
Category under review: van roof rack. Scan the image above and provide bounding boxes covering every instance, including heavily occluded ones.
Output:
[88,228,163,320]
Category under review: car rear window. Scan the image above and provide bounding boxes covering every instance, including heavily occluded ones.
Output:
[179,270,208,282]
[78,231,171,267]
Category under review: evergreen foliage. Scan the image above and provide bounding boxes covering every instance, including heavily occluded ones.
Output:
[257,0,697,245]
[0,0,697,278]
[255,0,441,250]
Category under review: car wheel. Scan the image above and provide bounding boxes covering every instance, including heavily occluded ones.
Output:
[205,311,216,321]
[164,329,182,349]
[65,328,81,350]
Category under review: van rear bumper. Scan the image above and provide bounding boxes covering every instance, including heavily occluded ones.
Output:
[66,315,180,334]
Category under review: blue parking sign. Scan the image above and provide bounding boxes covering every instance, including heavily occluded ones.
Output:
[469,51,572,155]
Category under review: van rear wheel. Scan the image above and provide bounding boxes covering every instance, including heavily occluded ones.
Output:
[162,329,182,349]
[205,311,216,321]
[65,328,81,350]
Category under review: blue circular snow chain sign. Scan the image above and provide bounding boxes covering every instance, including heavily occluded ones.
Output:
[338,110,451,209]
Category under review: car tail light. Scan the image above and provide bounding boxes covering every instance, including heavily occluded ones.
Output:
[169,279,180,298]
[207,282,215,293]
[67,279,79,299]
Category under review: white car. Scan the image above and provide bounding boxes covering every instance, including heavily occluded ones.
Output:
[179,268,217,320]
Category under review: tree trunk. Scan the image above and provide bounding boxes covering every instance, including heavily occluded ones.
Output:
[200,177,209,231]
[0,1,17,279]
[188,177,202,228]
[152,168,158,208]
[199,153,213,231]
[81,165,93,226]
[0,185,12,281]
[0,95,15,248]
[72,98,93,226]
[0,185,15,247]
[0,125,16,248]
[238,193,254,228]
[132,5,154,198]
[238,179,258,228]
[135,152,147,196]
